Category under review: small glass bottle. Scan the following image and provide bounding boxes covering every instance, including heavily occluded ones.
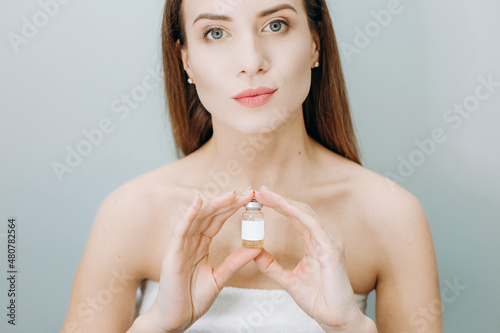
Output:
[241,198,264,248]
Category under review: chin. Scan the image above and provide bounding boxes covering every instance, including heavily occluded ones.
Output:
[237,114,293,137]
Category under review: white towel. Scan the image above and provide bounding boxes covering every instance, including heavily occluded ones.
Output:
[137,280,368,333]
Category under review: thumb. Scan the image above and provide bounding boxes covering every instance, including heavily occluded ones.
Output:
[212,247,262,290]
[253,248,289,288]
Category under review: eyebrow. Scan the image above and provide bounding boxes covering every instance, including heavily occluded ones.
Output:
[192,3,298,26]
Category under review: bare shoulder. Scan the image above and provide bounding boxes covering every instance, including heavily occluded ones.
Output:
[92,163,182,260]
[331,156,429,240]
[95,160,200,271]
[331,157,441,331]
[79,164,181,283]
[335,158,434,267]
[62,163,184,332]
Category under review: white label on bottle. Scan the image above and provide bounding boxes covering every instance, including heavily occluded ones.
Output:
[241,219,264,241]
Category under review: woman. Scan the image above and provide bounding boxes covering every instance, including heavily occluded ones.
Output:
[62,0,442,332]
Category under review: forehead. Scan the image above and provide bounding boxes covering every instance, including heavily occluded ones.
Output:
[182,0,305,25]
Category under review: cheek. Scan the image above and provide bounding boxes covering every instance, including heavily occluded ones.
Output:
[189,51,228,113]
[186,34,313,117]
[275,39,313,105]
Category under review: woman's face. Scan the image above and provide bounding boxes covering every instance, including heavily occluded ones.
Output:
[180,0,320,134]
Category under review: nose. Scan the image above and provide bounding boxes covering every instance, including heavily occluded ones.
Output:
[236,32,269,77]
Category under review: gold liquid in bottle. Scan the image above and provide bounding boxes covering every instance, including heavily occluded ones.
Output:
[242,198,264,248]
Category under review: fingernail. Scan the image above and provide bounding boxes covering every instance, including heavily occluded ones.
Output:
[221,190,235,197]
[243,185,254,191]
[191,193,200,205]
[240,189,253,196]
[261,185,272,191]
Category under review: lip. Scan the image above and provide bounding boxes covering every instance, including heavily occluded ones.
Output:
[232,87,277,108]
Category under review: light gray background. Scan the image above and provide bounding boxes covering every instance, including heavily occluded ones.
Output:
[1,0,499,332]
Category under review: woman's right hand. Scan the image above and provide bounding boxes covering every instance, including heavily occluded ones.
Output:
[141,188,260,332]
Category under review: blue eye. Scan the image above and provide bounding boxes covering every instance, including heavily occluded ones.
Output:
[202,19,290,41]
[205,28,226,40]
[265,20,289,32]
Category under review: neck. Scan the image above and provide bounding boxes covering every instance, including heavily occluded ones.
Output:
[195,108,320,193]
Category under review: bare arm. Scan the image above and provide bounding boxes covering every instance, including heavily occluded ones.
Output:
[61,182,155,333]
[373,185,442,332]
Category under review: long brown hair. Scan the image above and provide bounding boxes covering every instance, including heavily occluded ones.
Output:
[162,0,361,165]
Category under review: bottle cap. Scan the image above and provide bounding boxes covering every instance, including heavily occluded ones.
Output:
[244,198,262,210]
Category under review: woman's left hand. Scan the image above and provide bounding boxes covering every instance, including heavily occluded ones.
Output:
[253,185,370,332]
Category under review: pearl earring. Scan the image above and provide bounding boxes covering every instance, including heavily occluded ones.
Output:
[187,78,193,84]
[314,62,320,68]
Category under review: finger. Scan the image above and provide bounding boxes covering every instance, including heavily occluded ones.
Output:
[253,248,292,290]
[200,186,253,217]
[185,190,236,236]
[255,187,330,259]
[255,188,343,268]
[212,247,263,291]
[166,193,204,260]
[174,193,203,239]
[255,186,328,244]
[208,188,255,215]
[255,186,321,244]
[254,186,316,230]
[196,190,255,238]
